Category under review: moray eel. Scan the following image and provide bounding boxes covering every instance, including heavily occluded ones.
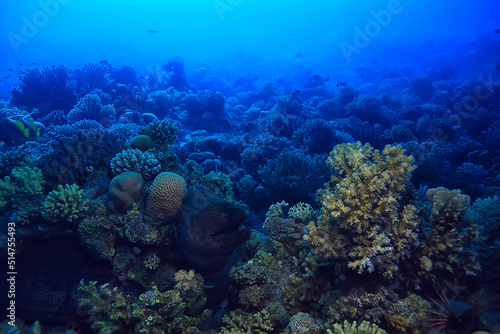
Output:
[177,184,250,307]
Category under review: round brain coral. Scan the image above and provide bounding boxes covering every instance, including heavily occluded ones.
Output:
[130,135,153,152]
[145,172,186,224]
[107,171,144,213]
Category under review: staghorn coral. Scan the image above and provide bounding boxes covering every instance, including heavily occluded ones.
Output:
[327,320,386,334]
[144,172,186,224]
[304,142,419,279]
[219,309,274,334]
[110,149,161,180]
[107,171,144,213]
[41,184,89,223]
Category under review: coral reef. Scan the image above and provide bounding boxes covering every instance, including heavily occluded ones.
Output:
[144,172,187,224]
[327,320,386,334]
[138,119,179,151]
[0,166,44,211]
[305,142,418,278]
[130,134,153,152]
[41,184,89,223]
[414,187,481,278]
[219,309,274,334]
[67,92,116,123]
[78,270,211,334]
[110,148,161,180]
[107,171,144,213]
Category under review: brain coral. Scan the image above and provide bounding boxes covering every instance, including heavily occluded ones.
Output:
[107,171,144,213]
[110,149,161,180]
[130,135,153,152]
[144,172,186,224]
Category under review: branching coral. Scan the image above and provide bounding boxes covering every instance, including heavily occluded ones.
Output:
[67,93,116,123]
[327,320,386,334]
[138,119,179,151]
[219,309,274,334]
[304,142,419,278]
[0,166,44,211]
[41,184,89,223]
[110,149,161,180]
[415,187,480,277]
[39,128,126,187]
[78,270,211,334]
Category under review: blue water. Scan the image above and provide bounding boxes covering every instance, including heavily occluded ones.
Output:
[1,0,500,333]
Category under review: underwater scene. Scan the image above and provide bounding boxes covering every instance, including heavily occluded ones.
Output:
[1,0,500,333]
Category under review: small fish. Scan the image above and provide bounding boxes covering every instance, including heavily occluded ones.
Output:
[8,68,13,71]
[337,82,347,87]
[496,64,500,70]
[3,76,8,79]
[147,29,159,33]
[494,29,500,33]
[32,62,36,65]
[19,62,23,66]
[372,59,379,64]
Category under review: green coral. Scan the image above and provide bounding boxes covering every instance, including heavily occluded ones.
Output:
[288,202,315,223]
[77,280,133,333]
[266,201,289,219]
[304,142,419,279]
[41,184,89,223]
[219,309,274,334]
[78,270,211,334]
[327,320,386,334]
[0,166,44,211]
